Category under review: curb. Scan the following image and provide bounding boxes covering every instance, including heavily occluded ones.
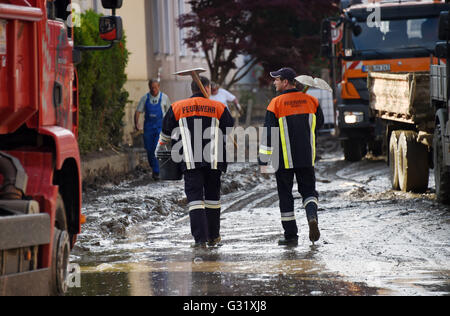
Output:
[81,148,147,184]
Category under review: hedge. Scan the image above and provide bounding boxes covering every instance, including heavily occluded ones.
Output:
[74,10,129,154]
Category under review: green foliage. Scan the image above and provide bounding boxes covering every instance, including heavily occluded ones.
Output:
[74,10,129,154]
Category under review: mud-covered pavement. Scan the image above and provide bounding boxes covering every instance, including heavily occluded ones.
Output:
[68,136,450,296]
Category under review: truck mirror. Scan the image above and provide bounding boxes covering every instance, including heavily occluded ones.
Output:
[99,16,123,42]
[320,19,332,58]
[438,11,449,41]
[101,0,123,9]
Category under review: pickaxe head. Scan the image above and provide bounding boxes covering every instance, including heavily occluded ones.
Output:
[174,68,209,98]
[174,68,207,77]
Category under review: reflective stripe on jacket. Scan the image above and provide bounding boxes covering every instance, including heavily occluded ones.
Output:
[161,93,235,172]
[259,89,324,169]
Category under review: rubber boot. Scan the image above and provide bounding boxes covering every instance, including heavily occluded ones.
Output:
[189,209,208,246]
[278,236,299,247]
[306,202,320,243]
[206,208,221,246]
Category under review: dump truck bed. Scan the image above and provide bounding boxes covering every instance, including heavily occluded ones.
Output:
[0,2,42,135]
[368,72,434,125]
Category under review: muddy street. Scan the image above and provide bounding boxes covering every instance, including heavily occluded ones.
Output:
[68,136,450,296]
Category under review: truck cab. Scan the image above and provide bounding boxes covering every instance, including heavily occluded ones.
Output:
[322,0,449,161]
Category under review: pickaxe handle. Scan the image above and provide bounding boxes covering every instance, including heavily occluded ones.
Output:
[191,71,209,99]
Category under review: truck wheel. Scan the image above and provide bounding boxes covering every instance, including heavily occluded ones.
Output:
[343,139,366,162]
[433,124,450,204]
[397,131,429,193]
[51,195,70,296]
[389,131,401,190]
[369,139,383,157]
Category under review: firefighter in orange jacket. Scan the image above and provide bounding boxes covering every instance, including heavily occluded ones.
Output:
[259,68,324,246]
[158,77,234,248]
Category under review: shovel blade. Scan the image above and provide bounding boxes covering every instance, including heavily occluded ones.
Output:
[313,78,333,93]
[295,75,315,87]
[295,75,333,92]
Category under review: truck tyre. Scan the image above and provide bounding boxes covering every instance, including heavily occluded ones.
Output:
[343,139,366,162]
[51,195,70,296]
[397,131,429,193]
[369,139,383,157]
[433,124,450,204]
[389,131,401,190]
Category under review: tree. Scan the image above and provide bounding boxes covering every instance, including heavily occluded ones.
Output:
[74,10,129,153]
[178,0,338,88]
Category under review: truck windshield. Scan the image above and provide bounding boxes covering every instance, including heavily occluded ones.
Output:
[352,17,439,53]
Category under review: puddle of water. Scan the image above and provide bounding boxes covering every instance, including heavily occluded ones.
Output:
[68,268,383,297]
[71,138,450,296]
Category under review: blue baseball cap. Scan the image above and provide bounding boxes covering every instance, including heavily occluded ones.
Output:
[270,67,297,81]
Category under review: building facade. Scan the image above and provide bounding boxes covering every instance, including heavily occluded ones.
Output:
[119,0,210,145]
[76,0,210,145]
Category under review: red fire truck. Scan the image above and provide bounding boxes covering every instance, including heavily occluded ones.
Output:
[0,0,123,295]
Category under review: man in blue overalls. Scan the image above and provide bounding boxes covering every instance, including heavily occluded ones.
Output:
[135,79,171,180]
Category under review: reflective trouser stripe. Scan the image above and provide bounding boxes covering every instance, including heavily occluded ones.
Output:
[304,197,319,208]
[179,118,195,170]
[205,200,221,209]
[309,114,317,166]
[281,212,296,222]
[279,117,293,169]
[188,201,205,211]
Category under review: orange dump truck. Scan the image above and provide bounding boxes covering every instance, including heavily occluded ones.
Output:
[359,3,450,204]
[321,0,450,162]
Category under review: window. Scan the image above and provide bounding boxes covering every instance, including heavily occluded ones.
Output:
[163,0,172,54]
[352,17,439,52]
[152,0,161,54]
[178,0,187,56]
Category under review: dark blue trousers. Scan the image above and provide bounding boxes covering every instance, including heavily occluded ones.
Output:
[275,167,319,239]
[184,168,222,243]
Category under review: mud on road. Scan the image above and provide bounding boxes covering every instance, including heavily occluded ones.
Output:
[69,136,450,296]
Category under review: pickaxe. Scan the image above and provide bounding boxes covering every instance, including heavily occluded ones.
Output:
[295,75,333,93]
[174,68,209,98]
[174,68,239,149]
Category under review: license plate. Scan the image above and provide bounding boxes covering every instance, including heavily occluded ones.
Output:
[0,20,6,55]
[371,64,391,72]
